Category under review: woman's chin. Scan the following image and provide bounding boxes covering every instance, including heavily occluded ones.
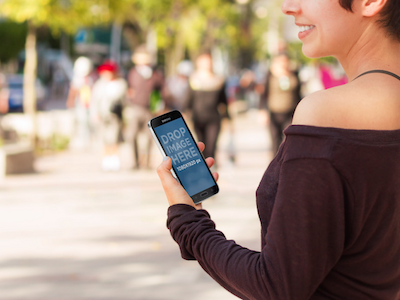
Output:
[302,44,326,59]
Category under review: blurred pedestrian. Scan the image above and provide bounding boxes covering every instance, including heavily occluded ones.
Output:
[164,60,193,111]
[187,53,229,160]
[66,57,96,149]
[319,63,348,89]
[156,0,400,298]
[0,73,9,141]
[91,61,127,171]
[125,45,164,169]
[239,69,259,109]
[261,53,301,154]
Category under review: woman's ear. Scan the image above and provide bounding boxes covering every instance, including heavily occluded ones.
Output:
[361,0,388,17]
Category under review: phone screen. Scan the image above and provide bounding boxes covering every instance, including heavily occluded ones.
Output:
[150,111,218,203]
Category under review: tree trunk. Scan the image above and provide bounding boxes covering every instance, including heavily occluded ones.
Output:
[23,21,37,147]
[165,32,185,77]
[238,3,253,69]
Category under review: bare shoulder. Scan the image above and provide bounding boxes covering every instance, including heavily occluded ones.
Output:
[292,84,351,127]
[293,74,400,130]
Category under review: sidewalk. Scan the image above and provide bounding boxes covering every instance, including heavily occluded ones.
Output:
[0,111,273,300]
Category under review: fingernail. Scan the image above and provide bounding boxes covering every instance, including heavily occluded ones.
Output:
[163,156,169,161]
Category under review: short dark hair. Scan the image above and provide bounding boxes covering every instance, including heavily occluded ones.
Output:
[339,0,400,42]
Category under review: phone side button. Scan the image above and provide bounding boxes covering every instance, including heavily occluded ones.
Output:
[201,192,208,197]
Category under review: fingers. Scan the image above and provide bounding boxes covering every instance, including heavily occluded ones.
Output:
[157,150,219,209]
[212,172,219,182]
[197,141,205,152]
[205,157,215,169]
[204,157,218,182]
[204,157,219,182]
[157,155,217,186]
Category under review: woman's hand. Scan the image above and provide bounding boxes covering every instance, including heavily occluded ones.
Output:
[157,142,219,210]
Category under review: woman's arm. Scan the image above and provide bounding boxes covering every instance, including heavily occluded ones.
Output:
[162,158,345,300]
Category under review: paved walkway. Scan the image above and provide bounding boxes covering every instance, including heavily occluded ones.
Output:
[0,111,273,300]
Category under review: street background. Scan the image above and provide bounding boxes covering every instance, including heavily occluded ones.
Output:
[0,111,271,300]
[0,0,350,298]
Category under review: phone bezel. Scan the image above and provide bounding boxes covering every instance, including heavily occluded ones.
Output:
[148,110,219,204]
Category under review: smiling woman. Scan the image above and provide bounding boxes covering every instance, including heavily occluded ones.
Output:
[156,0,400,299]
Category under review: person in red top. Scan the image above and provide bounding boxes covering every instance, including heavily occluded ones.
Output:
[91,61,127,171]
[157,0,400,299]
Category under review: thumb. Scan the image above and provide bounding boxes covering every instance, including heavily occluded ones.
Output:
[157,156,196,208]
[157,157,178,187]
[157,156,172,173]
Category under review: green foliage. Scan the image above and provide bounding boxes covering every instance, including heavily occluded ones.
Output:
[153,0,242,58]
[0,21,27,62]
[0,0,251,65]
[50,133,69,151]
[0,0,320,70]
[0,0,122,33]
[251,12,270,61]
[36,133,70,154]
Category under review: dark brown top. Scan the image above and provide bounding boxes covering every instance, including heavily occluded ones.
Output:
[260,71,301,114]
[127,68,164,108]
[187,73,228,123]
[167,125,400,300]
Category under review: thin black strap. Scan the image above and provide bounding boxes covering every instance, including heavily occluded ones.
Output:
[353,70,400,81]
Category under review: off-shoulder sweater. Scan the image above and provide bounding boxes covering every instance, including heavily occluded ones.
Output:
[167,125,400,300]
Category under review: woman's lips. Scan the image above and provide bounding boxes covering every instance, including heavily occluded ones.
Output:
[298,25,315,40]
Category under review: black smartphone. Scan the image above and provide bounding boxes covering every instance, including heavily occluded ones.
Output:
[148,110,219,204]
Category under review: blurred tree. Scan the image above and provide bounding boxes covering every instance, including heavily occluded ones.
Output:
[0,0,286,142]
[0,0,125,145]
[146,0,243,75]
[82,0,244,74]
[0,21,27,63]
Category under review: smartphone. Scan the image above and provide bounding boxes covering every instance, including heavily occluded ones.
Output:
[148,110,219,204]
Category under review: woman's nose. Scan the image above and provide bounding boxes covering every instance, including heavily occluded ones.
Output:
[281,0,300,16]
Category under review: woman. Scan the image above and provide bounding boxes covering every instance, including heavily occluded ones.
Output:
[164,60,193,112]
[157,0,400,299]
[261,53,301,154]
[187,53,229,160]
